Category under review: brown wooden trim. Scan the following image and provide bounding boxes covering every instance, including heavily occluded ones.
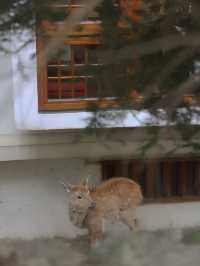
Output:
[37,37,48,109]
[194,162,200,195]
[144,196,200,204]
[145,160,157,198]
[62,37,102,45]
[38,98,118,112]
[51,4,84,9]
[163,161,173,197]
[46,36,102,45]
[41,20,102,36]
[178,161,188,196]
[48,76,93,79]
[131,159,143,183]
[101,161,119,181]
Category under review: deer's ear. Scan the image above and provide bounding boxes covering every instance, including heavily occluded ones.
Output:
[59,180,74,193]
[82,178,89,188]
[67,183,75,192]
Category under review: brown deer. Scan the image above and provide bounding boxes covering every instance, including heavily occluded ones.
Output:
[61,177,143,247]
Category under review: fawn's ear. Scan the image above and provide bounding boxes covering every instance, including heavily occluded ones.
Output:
[59,180,74,193]
[82,178,89,188]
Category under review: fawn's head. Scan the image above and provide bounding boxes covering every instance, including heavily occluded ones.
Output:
[60,178,96,227]
[60,179,96,211]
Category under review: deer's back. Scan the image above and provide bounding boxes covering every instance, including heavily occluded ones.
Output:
[90,177,142,211]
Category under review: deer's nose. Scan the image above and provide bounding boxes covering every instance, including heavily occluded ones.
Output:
[89,201,96,209]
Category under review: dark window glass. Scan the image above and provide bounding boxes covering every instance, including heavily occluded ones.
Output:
[48,79,59,99]
[74,78,86,98]
[61,79,74,99]
[87,78,98,98]
[73,46,85,64]
[47,66,58,77]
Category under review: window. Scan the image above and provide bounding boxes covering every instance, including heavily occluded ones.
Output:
[47,45,99,101]
[37,2,117,111]
[37,1,200,112]
[102,158,200,203]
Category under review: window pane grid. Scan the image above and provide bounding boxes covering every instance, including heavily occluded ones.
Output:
[47,44,98,100]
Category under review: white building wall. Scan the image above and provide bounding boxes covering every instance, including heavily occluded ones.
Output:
[0,48,16,134]
[0,158,200,240]
[0,158,101,239]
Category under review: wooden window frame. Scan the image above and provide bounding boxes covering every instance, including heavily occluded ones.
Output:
[37,18,117,112]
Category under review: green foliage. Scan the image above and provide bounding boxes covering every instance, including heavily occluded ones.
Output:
[1,0,200,145]
[0,0,68,43]
[85,1,200,115]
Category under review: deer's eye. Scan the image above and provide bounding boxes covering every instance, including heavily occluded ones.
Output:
[77,195,82,199]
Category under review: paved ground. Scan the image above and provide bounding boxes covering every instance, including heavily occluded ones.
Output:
[0,228,200,266]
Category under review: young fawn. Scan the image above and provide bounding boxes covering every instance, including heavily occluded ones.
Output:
[61,177,143,247]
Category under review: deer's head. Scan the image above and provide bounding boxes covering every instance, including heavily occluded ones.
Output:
[60,179,96,227]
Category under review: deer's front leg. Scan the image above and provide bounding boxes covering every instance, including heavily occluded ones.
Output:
[87,216,104,248]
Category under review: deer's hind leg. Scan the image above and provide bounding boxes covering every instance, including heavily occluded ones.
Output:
[119,208,138,231]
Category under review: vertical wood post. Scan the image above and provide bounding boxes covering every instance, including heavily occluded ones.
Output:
[163,160,173,196]
[131,159,143,183]
[178,161,188,196]
[194,161,200,195]
[145,160,157,198]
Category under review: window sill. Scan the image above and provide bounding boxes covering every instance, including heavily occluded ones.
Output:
[38,98,117,112]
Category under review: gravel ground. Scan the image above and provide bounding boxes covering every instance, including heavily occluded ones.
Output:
[0,228,200,266]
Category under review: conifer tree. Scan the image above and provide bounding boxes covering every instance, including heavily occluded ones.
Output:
[0,0,200,129]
